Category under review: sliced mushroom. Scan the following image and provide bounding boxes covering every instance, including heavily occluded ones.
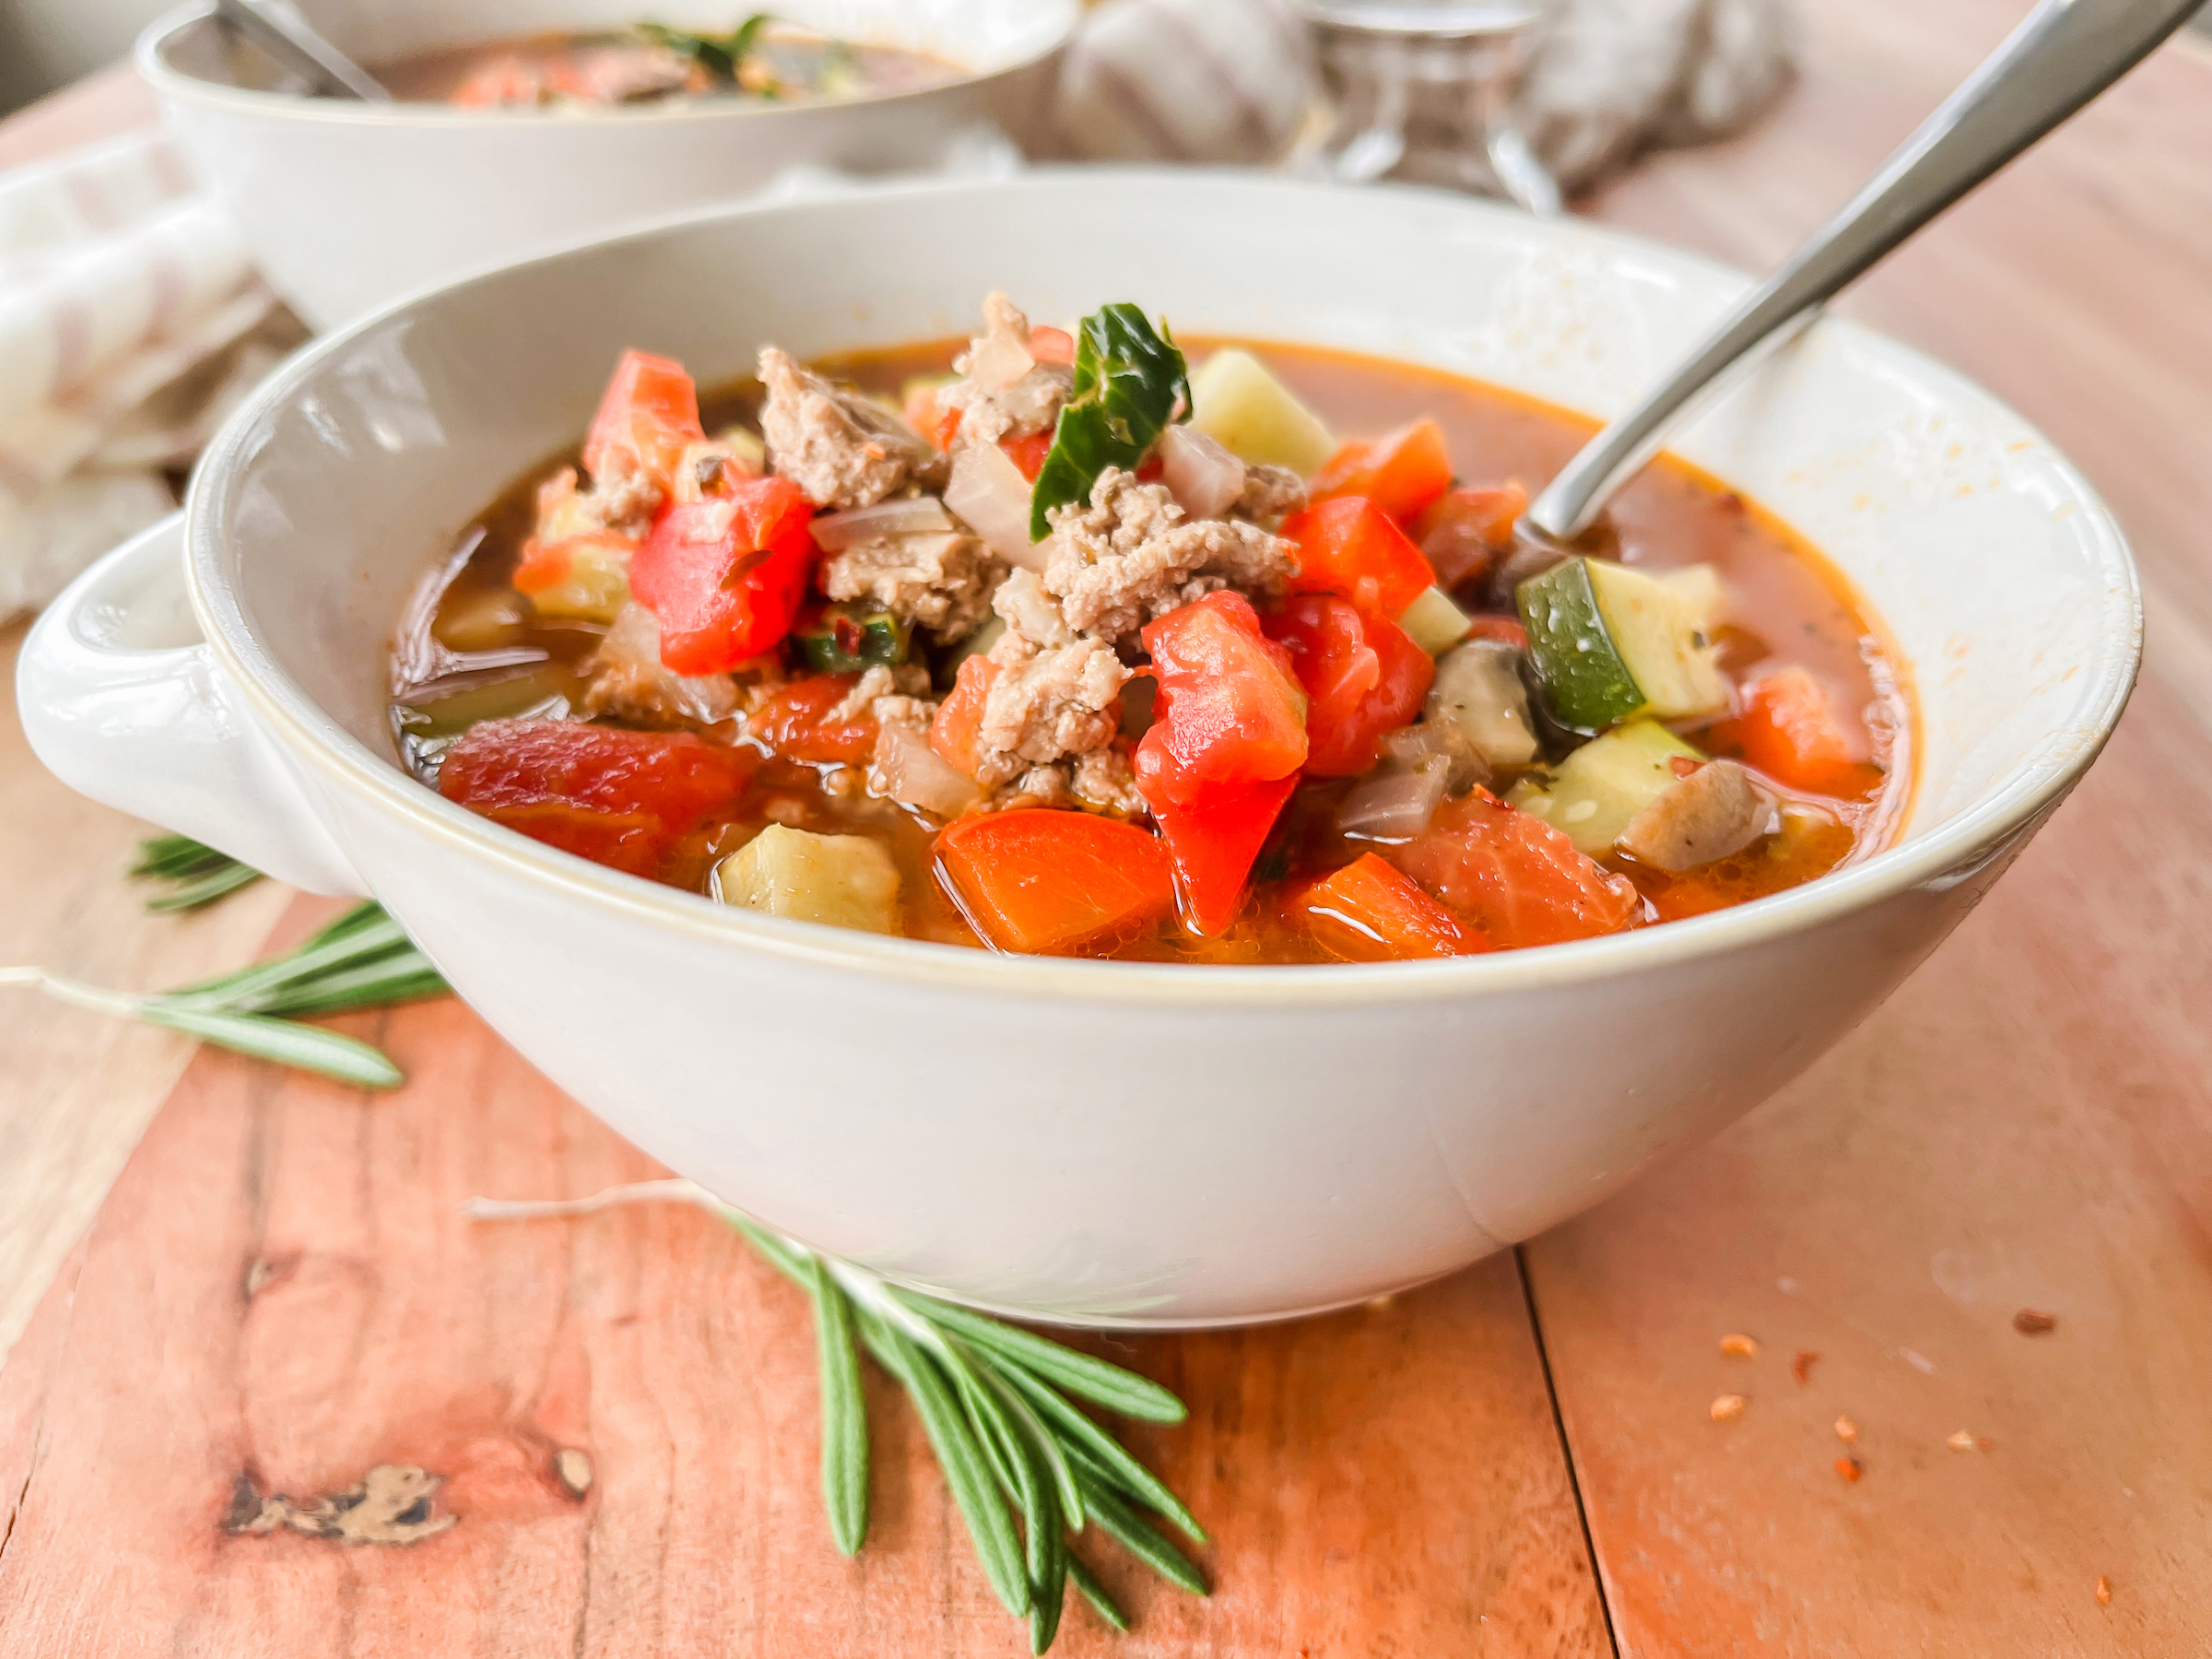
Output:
[1427,639,1539,767]
[1617,759,1776,872]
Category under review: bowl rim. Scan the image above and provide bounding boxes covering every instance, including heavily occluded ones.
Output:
[185,169,2144,1010]
[135,0,1079,129]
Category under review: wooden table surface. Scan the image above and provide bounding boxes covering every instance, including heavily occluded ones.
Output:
[4,6,2210,1653]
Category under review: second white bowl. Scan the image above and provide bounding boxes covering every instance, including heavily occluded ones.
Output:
[138,0,1078,327]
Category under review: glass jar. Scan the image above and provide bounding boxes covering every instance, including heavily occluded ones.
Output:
[1291,0,1559,214]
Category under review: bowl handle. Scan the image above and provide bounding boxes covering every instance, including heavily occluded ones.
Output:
[16,512,368,896]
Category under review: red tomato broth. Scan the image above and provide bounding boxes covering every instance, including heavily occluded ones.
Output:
[390,335,1913,965]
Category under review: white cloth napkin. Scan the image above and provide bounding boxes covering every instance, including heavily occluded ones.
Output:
[0,130,280,619]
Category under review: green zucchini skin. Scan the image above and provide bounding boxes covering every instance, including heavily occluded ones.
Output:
[1516,556,1730,733]
[1510,719,1705,856]
[1515,558,1644,734]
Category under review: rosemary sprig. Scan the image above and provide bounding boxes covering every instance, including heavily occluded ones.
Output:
[723,1210,1206,1650]
[469,1180,1207,1649]
[129,832,265,912]
[4,841,447,1088]
[106,839,1210,1645]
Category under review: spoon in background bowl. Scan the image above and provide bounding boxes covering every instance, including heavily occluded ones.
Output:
[213,0,390,101]
[1514,0,2203,563]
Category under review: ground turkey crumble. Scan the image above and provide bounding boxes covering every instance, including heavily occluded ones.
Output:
[972,629,1130,792]
[1236,462,1308,523]
[939,291,1073,449]
[1041,467,1299,646]
[817,529,1000,641]
[759,347,935,511]
[947,468,1299,798]
[755,300,1300,819]
[830,662,935,725]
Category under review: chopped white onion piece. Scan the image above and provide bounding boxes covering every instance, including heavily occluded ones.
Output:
[873,721,981,819]
[967,331,1035,390]
[946,441,1046,570]
[809,495,955,551]
[1158,423,1247,521]
[1380,718,1487,792]
[1337,759,1449,841]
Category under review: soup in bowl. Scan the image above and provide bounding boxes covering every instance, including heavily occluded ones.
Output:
[392,300,1910,960]
[18,175,2138,1325]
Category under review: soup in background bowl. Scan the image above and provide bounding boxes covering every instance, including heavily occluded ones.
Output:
[18,176,2138,1324]
[137,0,1078,326]
[381,19,966,109]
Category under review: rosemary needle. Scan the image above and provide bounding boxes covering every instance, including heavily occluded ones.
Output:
[718,1211,1207,1650]
[2,841,446,1088]
[129,832,266,912]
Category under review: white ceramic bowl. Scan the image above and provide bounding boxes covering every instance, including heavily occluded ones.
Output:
[137,0,1077,327]
[19,174,2139,1327]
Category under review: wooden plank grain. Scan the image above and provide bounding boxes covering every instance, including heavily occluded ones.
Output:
[1540,12,2212,1648]
[0,928,1613,1656]
[0,622,293,1367]
[1524,685,2212,1657]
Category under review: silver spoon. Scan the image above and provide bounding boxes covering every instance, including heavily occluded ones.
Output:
[1520,0,2202,549]
[214,0,390,102]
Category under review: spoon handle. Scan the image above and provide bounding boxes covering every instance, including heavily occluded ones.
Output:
[214,0,390,102]
[1525,0,2201,543]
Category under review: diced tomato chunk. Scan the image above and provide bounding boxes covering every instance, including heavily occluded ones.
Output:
[1262,594,1433,777]
[929,655,998,778]
[936,809,1175,955]
[629,477,816,674]
[440,718,751,877]
[1722,666,1881,799]
[1389,789,1641,950]
[1153,773,1297,936]
[1310,419,1455,523]
[906,383,961,453]
[1028,325,1077,365]
[1281,497,1436,619]
[1000,429,1055,483]
[1296,853,1490,961]
[450,56,540,108]
[1412,482,1526,590]
[1134,592,1309,810]
[583,349,705,491]
[749,675,881,765]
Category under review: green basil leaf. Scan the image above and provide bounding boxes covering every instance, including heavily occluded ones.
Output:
[1028,304,1192,539]
[635,15,771,80]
